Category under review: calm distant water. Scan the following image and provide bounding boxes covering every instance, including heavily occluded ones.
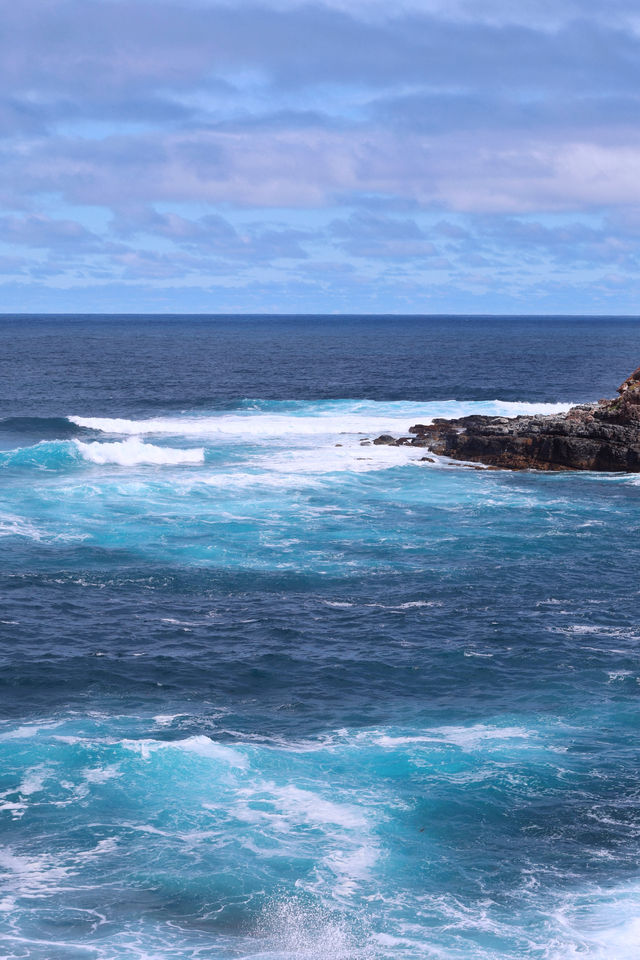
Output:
[1,315,640,960]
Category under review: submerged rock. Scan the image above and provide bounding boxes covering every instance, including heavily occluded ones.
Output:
[373,366,640,471]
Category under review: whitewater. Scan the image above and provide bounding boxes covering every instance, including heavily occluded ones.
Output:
[2,314,640,960]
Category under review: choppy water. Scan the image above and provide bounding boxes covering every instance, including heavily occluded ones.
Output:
[2,315,640,960]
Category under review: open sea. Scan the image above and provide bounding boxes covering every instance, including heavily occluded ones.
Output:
[2,314,640,960]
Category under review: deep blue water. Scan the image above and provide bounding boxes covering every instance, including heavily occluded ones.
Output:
[2,315,640,959]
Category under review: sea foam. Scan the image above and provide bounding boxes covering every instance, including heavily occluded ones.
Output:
[74,437,204,466]
[68,399,573,443]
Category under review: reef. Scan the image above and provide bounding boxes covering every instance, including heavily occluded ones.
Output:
[373,366,640,471]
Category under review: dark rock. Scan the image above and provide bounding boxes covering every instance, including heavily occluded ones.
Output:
[372,366,640,471]
[373,434,414,447]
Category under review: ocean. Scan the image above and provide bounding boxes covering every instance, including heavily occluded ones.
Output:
[1,314,640,960]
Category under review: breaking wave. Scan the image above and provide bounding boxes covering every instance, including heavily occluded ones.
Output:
[67,398,573,442]
[74,437,205,466]
[0,438,204,469]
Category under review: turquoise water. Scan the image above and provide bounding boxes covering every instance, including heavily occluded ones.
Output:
[2,316,640,959]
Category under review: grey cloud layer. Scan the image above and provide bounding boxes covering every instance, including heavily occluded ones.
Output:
[2,0,639,309]
[2,1,640,212]
[6,3,640,101]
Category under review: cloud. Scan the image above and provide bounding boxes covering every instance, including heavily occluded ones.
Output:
[477,216,640,269]
[0,214,123,254]
[329,211,436,258]
[111,207,312,259]
[5,2,640,115]
[3,2,640,215]
[370,91,640,137]
[3,0,640,310]
[8,126,640,215]
[219,0,640,31]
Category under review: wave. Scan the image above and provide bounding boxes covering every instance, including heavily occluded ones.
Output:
[0,513,46,541]
[68,399,574,442]
[0,439,80,470]
[1,398,576,482]
[74,437,204,466]
[551,883,640,960]
[0,438,205,469]
[2,713,638,958]
[0,416,92,442]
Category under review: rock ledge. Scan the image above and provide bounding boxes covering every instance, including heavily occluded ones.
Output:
[373,366,640,471]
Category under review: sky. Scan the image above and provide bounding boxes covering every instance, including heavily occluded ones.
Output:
[2,0,640,313]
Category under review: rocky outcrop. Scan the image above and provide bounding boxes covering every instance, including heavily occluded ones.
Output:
[373,366,640,471]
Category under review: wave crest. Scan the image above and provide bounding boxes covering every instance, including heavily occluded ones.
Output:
[68,399,574,442]
[74,437,204,466]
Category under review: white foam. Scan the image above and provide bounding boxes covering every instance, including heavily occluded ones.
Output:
[19,767,49,796]
[74,437,204,466]
[153,714,180,726]
[174,734,248,768]
[551,885,640,960]
[122,734,247,769]
[68,399,573,444]
[345,722,537,754]
[430,723,534,750]
[82,765,121,784]
[608,670,633,682]
[0,777,30,819]
[394,600,432,608]
[0,721,62,741]
[0,513,44,540]
[74,837,119,861]
[0,850,71,899]
[70,409,418,440]
[257,898,375,960]
[322,599,434,612]
[245,783,368,830]
[250,442,424,475]
[64,400,575,488]
[323,844,379,898]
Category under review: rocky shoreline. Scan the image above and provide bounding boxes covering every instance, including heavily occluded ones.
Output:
[373,366,640,471]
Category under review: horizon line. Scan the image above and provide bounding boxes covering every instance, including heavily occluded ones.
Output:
[2,312,640,320]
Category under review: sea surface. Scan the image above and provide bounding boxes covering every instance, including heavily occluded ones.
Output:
[1,314,640,960]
